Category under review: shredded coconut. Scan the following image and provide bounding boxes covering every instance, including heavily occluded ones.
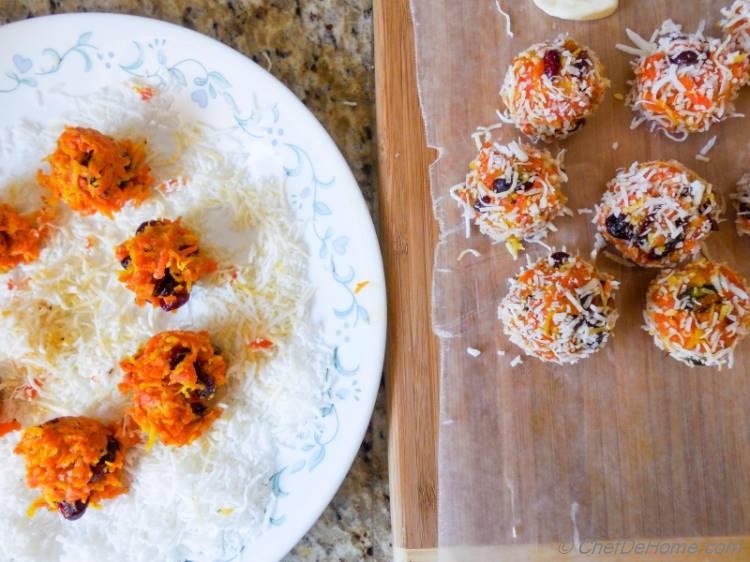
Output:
[0,86,328,562]
[494,0,514,38]
[457,248,482,261]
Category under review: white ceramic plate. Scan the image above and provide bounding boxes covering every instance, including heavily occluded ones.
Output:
[0,13,386,562]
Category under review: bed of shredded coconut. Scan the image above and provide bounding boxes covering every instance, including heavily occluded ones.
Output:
[0,86,328,562]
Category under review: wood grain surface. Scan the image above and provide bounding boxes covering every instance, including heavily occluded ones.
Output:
[410,0,750,555]
[373,0,440,556]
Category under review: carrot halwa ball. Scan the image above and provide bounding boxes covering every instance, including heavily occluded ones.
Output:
[119,331,228,447]
[450,140,569,258]
[622,20,748,138]
[0,203,49,272]
[115,218,217,312]
[14,416,133,520]
[721,0,750,63]
[644,259,750,368]
[500,35,610,142]
[499,252,619,364]
[37,126,153,218]
[593,160,720,268]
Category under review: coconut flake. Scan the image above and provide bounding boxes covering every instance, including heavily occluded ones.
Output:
[494,0,514,38]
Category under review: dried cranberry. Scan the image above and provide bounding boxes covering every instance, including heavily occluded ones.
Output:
[669,50,700,65]
[574,51,591,72]
[160,291,190,311]
[605,214,634,240]
[740,202,750,215]
[79,151,93,167]
[120,255,131,269]
[473,195,493,211]
[136,220,163,234]
[194,362,216,399]
[550,251,570,266]
[169,346,191,369]
[492,178,512,193]
[89,436,120,484]
[153,269,178,297]
[543,49,561,77]
[59,500,88,521]
[648,233,684,260]
[190,402,208,417]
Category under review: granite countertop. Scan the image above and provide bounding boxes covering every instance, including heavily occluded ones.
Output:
[0,1,389,561]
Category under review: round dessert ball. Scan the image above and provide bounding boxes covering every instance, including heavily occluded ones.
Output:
[451,140,568,257]
[593,160,720,268]
[37,126,153,218]
[500,35,610,142]
[0,203,49,273]
[623,19,748,138]
[115,218,217,312]
[721,0,750,59]
[119,330,228,447]
[644,259,750,368]
[499,252,619,364]
[14,416,131,520]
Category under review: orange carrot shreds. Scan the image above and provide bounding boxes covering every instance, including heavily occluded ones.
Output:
[618,20,748,139]
[450,140,568,257]
[734,172,750,236]
[119,331,227,447]
[115,218,217,312]
[592,160,720,269]
[37,126,153,218]
[0,419,21,438]
[248,337,274,350]
[0,203,50,273]
[500,35,610,142]
[499,252,619,365]
[644,259,750,368]
[721,0,750,67]
[13,416,133,520]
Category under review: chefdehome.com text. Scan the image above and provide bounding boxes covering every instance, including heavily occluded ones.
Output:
[557,539,743,556]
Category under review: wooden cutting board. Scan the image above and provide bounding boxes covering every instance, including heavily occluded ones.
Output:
[373,1,440,560]
[376,0,750,560]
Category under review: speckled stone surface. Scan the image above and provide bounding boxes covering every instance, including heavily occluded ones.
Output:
[0,2,389,561]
